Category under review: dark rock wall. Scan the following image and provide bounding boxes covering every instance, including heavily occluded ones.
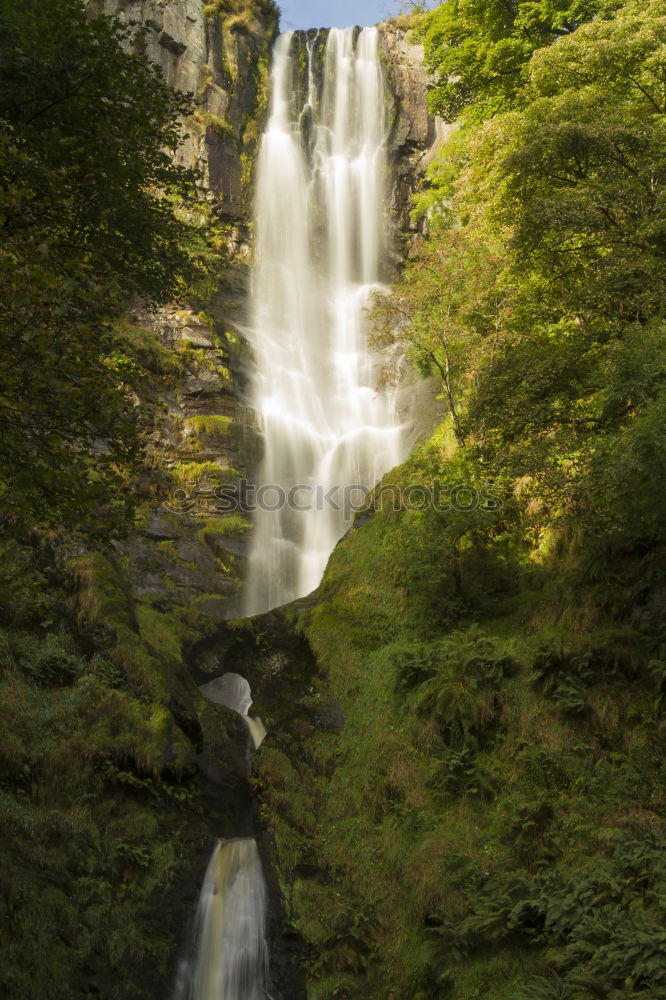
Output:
[380,21,454,238]
[85,0,277,618]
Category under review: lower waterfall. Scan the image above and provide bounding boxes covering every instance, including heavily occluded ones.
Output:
[173,674,269,999]
[200,672,267,751]
[173,840,268,1000]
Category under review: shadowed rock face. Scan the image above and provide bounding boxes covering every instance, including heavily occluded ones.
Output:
[87,0,278,216]
[80,0,278,619]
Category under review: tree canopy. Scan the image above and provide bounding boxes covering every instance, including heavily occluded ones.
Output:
[0,0,198,534]
[376,0,666,600]
[415,0,613,120]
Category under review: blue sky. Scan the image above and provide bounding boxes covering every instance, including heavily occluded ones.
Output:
[278,0,400,30]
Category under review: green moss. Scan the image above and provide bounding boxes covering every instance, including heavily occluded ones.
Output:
[112,319,183,376]
[135,603,185,667]
[185,414,233,438]
[0,537,224,999]
[70,552,134,631]
[70,553,193,703]
[197,110,237,140]
[255,423,666,1000]
[196,515,251,542]
[172,461,240,486]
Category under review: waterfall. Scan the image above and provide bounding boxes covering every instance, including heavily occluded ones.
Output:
[173,678,268,999]
[243,26,405,616]
[174,28,402,1000]
[200,672,267,750]
[173,839,268,1000]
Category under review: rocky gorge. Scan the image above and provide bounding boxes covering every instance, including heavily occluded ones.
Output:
[0,4,449,998]
[5,2,665,999]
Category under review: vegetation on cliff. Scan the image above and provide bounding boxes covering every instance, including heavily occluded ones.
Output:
[4,0,666,998]
[0,2,267,996]
[0,0,204,534]
[257,2,666,998]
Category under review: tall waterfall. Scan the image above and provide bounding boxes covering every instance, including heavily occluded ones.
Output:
[243,27,405,616]
[173,839,268,1000]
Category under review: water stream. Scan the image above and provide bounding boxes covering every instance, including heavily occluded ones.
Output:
[172,839,268,1000]
[173,676,268,1000]
[175,25,403,998]
[243,26,406,615]
[200,672,267,751]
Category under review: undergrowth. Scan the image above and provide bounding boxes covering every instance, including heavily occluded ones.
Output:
[257,432,666,1000]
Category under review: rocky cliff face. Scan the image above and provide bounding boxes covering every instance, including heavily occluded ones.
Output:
[89,0,277,217]
[82,0,276,620]
[380,21,454,236]
[83,6,447,625]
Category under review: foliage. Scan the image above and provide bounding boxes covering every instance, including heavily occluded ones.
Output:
[258,4,666,999]
[0,1,276,996]
[113,321,185,378]
[415,0,611,121]
[0,0,198,534]
[370,220,504,445]
[0,537,210,999]
[387,0,666,593]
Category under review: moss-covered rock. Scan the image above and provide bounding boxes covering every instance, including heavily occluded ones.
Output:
[0,534,257,999]
[253,430,666,1000]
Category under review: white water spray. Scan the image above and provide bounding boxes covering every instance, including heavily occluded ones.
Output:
[172,839,268,1000]
[244,27,405,615]
[199,673,267,751]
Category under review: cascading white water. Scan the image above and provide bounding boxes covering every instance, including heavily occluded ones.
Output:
[173,839,268,1000]
[199,673,267,750]
[244,26,405,616]
[174,29,404,999]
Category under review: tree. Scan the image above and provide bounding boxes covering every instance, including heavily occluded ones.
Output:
[473,0,666,321]
[0,0,198,534]
[415,0,610,121]
[455,0,666,542]
[369,221,505,448]
[393,0,666,556]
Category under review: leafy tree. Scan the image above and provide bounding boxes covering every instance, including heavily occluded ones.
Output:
[0,0,198,534]
[390,0,666,582]
[370,221,504,447]
[472,0,666,320]
[461,1,666,508]
[415,0,610,121]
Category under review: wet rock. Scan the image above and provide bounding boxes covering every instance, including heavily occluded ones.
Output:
[380,22,455,235]
[143,513,183,541]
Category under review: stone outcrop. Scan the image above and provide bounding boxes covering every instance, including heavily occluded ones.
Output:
[380,21,454,233]
[88,0,278,218]
[114,303,258,620]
